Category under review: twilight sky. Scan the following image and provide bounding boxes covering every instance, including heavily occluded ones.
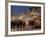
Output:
[11,6,32,16]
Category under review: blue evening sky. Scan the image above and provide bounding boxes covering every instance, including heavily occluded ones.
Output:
[11,6,32,16]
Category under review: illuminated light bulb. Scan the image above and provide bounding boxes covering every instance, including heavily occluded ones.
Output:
[12,16,16,20]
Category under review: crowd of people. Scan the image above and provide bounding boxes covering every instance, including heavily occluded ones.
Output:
[11,17,41,30]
